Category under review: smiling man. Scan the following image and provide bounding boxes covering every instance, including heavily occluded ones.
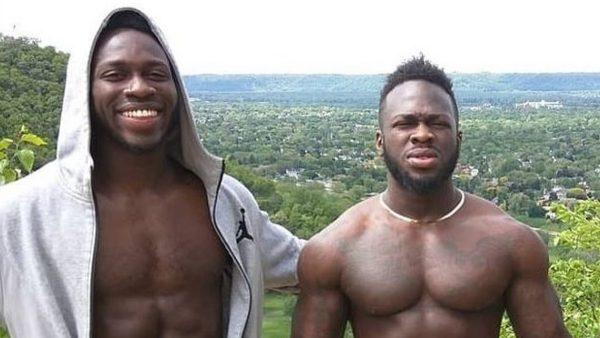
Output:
[292,56,570,338]
[0,8,302,338]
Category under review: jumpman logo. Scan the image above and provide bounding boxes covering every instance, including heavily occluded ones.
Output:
[236,208,253,243]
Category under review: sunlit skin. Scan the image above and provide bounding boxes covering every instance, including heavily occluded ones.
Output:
[91,29,178,152]
[292,80,570,338]
[90,29,229,338]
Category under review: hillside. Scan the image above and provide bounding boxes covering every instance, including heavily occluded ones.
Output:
[0,34,68,163]
[184,73,600,93]
[183,73,600,107]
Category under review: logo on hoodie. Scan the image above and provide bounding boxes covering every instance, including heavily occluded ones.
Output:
[236,208,254,243]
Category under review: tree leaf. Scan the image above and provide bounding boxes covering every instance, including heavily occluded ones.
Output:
[0,138,13,151]
[17,149,35,173]
[20,133,47,146]
[0,159,8,172]
[2,168,17,183]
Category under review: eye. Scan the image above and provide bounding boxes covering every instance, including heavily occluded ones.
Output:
[432,121,450,129]
[393,121,416,129]
[147,69,170,81]
[100,70,126,82]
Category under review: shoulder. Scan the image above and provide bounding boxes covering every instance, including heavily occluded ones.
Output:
[299,196,379,282]
[220,174,256,202]
[464,192,549,271]
[216,174,264,214]
[0,161,60,214]
[324,195,380,236]
[298,234,344,287]
[221,173,248,192]
[464,193,537,234]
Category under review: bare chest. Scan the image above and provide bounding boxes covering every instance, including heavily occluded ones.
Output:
[93,193,228,297]
[341,225,511,315]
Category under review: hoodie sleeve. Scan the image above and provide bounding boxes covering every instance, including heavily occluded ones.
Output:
[225,175,305,291]
[0,275,4,328]
[0,239,4,328]
[252,208,305,291]
[0,207,5,328]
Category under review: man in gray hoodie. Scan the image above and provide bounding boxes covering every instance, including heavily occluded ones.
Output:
[0,8,302,338]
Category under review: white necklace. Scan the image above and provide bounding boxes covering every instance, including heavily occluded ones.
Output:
[379,189,465,223]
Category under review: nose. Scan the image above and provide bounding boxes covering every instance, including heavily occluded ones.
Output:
[124,75,156,97]
[409,123,434,144]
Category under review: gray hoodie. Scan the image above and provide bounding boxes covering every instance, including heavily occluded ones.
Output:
[0,7,303,338]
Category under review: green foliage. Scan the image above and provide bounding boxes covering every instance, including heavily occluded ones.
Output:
[0,125,47,185]
[262,293,354,338]
[184,73,600,96]
[262,293,294,338]
[226,159,352,239]
[550,259,600,336]
[551,200,600,252]
[198,101,600,227]
[566,187,588,200]
[507,193,543,217]
[499,315,515,338]
[0,34,67,165]
[500,200,600,338]
[272,183,352,238]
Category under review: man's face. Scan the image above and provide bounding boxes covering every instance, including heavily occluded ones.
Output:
[376,80,461,194]
[91,29,178,153]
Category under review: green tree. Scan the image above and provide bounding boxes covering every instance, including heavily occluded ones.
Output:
[501,199,600,337]
[0,125,46,337]
[566,188,588,200]
[549,200,600,336]
[0,125,47,184]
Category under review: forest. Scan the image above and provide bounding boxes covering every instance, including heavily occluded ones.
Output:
[183,73,600,93]
[0,34,598,337]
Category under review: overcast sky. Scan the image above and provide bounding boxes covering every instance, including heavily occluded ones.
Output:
[1,0,598,75]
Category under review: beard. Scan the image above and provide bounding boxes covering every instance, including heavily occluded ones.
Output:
[92,120,165,154]
[382,143,459,194]
[91,104,180,155]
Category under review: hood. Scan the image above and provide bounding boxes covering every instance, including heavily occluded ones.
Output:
[56,7,222,198]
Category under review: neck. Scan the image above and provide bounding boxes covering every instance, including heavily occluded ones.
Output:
[384,175,460,223]
[92,135,175,195]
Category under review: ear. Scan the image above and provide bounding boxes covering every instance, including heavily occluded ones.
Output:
[457,130,463,150]
[376,130,384,155]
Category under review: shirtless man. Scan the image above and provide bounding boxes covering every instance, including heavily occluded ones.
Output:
[0,8,301,338]
[89,18,229,338]
[292,56,570,338]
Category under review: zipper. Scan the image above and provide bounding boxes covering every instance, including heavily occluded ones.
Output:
[88,168,100,338]
[211,161,252,337]
[85,162,252,337]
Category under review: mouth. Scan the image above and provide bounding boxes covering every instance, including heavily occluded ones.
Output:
[116,108,163,133]
[120,109,159,118]
[406,149,439,169]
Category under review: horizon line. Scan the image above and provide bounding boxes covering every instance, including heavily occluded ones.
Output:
[182,72,600,76]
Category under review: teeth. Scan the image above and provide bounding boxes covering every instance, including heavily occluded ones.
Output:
[122,109,158,118]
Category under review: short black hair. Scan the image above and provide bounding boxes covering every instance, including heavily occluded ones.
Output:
[379,55,459,127]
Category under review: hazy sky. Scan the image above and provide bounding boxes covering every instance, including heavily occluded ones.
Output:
[1,0,598,75]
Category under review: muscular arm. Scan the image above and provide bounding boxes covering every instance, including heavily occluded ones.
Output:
[292,239,348,338]
[505,226,570,338]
